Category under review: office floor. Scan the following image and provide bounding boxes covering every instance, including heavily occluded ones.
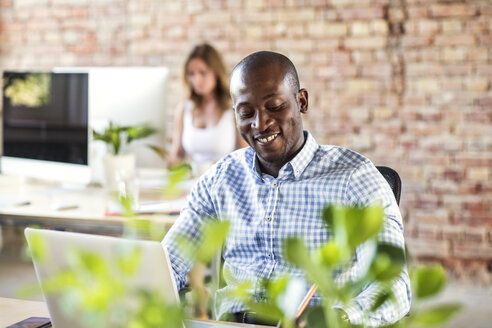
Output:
[1,241,491,327]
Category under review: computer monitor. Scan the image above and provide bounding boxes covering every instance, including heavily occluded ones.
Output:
[1,71,91,184]
[1,67,169,185]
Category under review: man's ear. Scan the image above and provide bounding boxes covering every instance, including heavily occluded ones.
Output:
[298,88,308,114]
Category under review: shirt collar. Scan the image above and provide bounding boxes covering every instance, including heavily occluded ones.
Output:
[250,130,319,180]
[288,130,318,179]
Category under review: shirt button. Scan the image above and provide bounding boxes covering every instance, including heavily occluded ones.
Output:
[272,181,278,188]
[265,216,271,222]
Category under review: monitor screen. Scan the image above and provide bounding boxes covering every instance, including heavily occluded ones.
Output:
[1,67,168,186]
[2,71,89,165]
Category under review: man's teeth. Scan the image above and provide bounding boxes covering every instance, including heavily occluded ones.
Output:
[258,134,278,143]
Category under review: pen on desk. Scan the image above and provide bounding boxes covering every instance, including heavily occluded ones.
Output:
[276,284,318,328]
[295,284,318,320]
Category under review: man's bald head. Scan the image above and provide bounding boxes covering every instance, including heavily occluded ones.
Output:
[230,51,300,95]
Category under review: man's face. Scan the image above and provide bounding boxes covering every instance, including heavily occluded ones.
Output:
[231,64,308,174]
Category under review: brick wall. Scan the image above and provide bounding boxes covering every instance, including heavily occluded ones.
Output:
[1,0,491,282]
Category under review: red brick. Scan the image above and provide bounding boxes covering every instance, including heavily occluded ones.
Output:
[478,34,492,46]
[345,36,386,49]
[406,237,450,259]
[457,211,492,226]
[431,4,477,18]
[417,19,439,35]
[330,51,351,63]
[477,65,492,76]
[413,209,450,225]
[452,243,492,260]
[417,223,442,240]
[442,225,464,241]
[360,64,391,78]
[480,3,492,15]
[403,95,427,106]
[455,154,492,167]
[407,6,429,19]
[463,199,491,212]
[315,38,341,51]
[401,35,432,47]
[434,34,477,46]
[477,96,492,106]
[338,7,385,20]
[442,64,472,76]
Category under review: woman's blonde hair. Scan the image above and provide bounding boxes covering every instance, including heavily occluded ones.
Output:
[183,43,230,111]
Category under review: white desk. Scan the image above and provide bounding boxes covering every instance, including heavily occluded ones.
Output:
[0,297,50,327]
[0,174,179,234]
[0,297,272,328]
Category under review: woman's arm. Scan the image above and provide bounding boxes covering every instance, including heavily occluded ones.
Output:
[167,102,186,167]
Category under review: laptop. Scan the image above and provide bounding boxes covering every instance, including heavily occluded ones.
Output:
[25,228,253,328]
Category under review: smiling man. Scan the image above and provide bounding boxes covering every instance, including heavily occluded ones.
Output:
[163,51,411,326]
[230,53,307,178]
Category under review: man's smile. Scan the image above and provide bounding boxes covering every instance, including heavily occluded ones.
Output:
[255,133,279,144]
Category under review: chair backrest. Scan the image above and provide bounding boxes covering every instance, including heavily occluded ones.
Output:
[376,166,401,205]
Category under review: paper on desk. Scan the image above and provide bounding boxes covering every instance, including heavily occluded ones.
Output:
[137,198,188,214]
[0,195,30,207]
[105,198,187,216]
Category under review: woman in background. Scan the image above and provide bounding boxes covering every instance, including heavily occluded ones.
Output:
[167,43,246,173]
[167,43,245,319]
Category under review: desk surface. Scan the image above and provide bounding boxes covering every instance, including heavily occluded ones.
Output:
[0,297,50,327]
[0,174,180,234]
[0,297,272,328]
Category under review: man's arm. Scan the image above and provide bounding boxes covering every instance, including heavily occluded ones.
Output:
[162,172,217,290]
[338,163,411,326]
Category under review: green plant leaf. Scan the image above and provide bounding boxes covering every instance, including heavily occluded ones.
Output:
[111,130,120,155]
[70,250,109,277]
[126,124,157,144]
[196,220,230,263]
[412,264,447,300]
[266,276,289,300]
[304,306,326,328]
[345,205,384,250]
[246,301,284,324]
[162,163,192,197]
[370,290,394,312]
[119,194,135,217]
[321,204,384,252]
[410,303,462,326]
[27,232,47,261]
[284,237,310,269]
[370,243,405,282]
[91,121,158,156]
[318,241,340,268]
[117,247,142,275]
[146,144,167,159]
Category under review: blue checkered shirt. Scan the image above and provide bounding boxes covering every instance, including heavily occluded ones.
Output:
[163,131,411,326]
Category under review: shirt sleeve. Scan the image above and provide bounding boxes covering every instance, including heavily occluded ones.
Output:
[162,169,218,290]
[339,163,411,326]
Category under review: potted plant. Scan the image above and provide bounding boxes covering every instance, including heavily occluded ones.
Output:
[92,121,164,190]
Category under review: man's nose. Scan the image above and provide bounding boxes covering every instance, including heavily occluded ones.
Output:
[252,110,272,131]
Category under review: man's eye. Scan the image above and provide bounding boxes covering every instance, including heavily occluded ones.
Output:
[267,103,284,111]
[236,107,253,118]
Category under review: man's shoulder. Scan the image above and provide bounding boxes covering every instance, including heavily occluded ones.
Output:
[316,144,372,169]
[204,147,252,179]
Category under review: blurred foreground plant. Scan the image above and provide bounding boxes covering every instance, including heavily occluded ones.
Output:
[226,204,461,328]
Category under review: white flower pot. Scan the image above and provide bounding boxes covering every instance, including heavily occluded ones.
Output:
[103,153,136,191]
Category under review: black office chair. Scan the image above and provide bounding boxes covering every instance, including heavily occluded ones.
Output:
[376,166,401,205]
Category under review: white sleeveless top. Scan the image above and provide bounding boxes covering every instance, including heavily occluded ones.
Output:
[181,101,236,163]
